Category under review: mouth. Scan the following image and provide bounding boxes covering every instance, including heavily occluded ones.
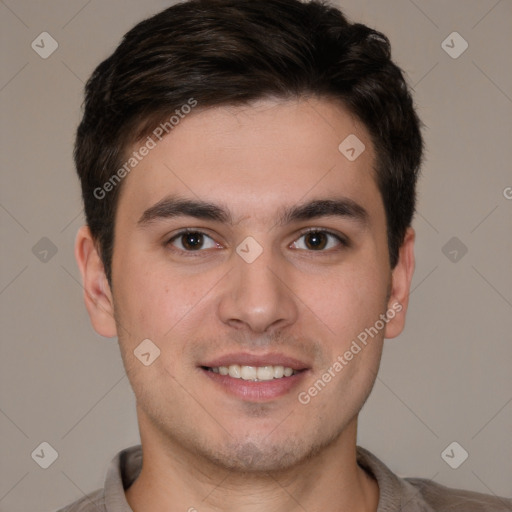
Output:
[199,353,310,401]
[202,364,300,381]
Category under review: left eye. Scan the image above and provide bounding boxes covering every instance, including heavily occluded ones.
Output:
[291,230,345,251]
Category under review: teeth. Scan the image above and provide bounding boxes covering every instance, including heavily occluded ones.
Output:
[228,364,241,378]
[273,365,284,378]
[257,366,274,381]
[241,365,257,380]
[209,364,298,381]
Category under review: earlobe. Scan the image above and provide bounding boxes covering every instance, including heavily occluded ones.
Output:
[384,227,415,339]
[74,225,117,338]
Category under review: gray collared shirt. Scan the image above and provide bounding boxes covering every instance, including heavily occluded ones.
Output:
[55,444,511,511]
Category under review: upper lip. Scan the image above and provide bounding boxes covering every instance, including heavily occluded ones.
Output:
[201,352,310,371]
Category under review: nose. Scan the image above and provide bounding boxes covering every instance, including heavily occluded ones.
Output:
[217,244,299,334]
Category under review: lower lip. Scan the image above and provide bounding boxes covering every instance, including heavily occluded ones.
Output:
[201,368,308,402]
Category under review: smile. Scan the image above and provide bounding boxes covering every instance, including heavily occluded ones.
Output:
[204,364,298,381]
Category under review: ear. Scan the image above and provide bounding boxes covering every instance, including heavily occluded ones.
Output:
[74,225,117,338]
[384,227,415,339]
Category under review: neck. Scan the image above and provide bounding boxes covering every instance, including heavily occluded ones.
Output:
[126,412,379,512]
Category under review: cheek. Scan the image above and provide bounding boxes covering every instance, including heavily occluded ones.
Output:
[112,251,170,338]
[294,260,389,343]
[113,250,215,342]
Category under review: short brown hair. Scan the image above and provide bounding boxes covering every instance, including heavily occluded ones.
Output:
[75,0,424,283]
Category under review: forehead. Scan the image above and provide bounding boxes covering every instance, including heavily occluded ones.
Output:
[116,97,382,226]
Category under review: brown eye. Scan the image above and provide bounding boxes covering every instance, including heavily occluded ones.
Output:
[291,230,347,251]
[168,231,218,252]
[304,231,328,250]
[181,232,204,250]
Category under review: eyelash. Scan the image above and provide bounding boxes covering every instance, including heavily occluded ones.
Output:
[165,228,349,256]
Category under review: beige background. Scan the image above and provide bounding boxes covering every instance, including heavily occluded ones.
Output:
[1,0,511,510]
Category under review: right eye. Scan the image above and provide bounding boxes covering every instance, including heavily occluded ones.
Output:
[166,230,220,253]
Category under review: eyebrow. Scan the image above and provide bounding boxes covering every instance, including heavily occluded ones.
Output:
[137,195,369,228]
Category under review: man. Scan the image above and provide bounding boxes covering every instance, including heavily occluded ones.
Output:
[59,0,511,510]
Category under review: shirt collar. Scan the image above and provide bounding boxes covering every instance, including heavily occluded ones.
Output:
[102,444,424,512]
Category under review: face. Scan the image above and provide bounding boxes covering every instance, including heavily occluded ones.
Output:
[77,97,414,472]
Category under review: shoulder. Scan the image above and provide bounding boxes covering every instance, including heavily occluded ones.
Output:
[52,445,141,512]
[356,446,511,512]
[405,476,512,511]
[53,488,106,512]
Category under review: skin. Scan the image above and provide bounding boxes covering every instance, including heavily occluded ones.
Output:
[75,97,415,512]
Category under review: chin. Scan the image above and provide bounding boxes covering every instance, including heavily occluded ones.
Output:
[197,428,341,474]
[205,442,308,473]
